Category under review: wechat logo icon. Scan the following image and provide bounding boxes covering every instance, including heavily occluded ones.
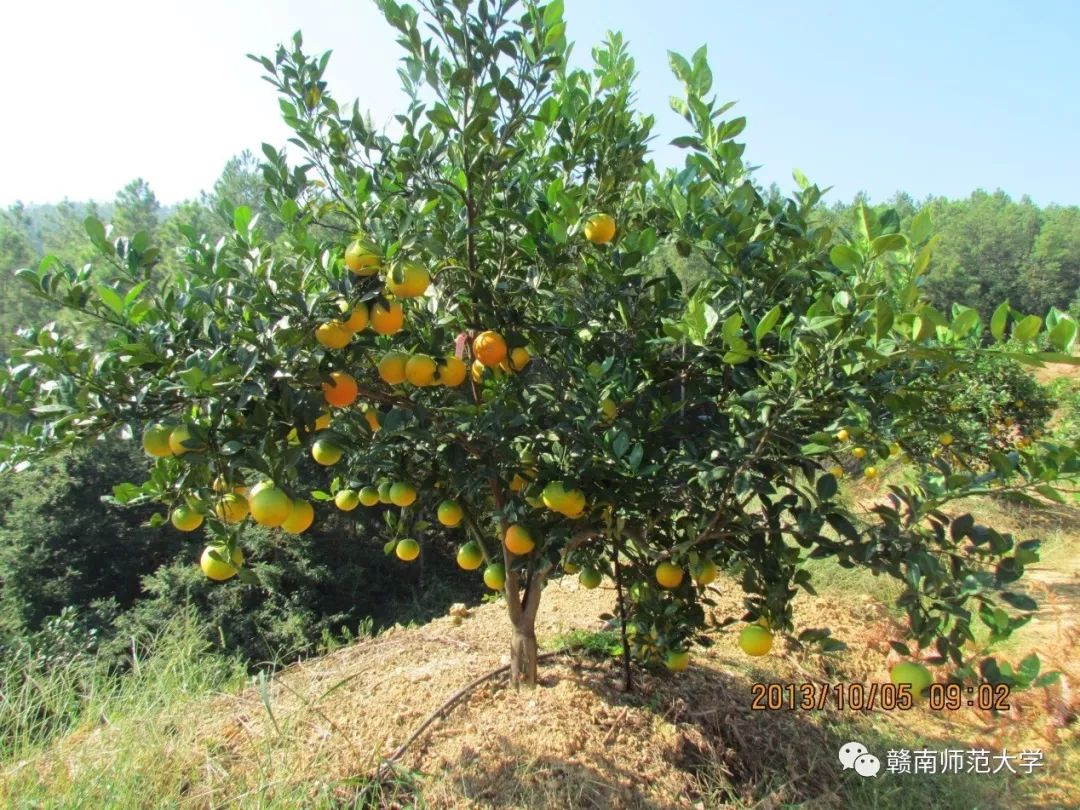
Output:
[839,741,881,778]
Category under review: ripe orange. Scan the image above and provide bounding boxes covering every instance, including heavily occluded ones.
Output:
[395,538,420,561]
[690,559,717,586]
[344,239,380,275]
[169,424,205,456]
[322,371,359,407]
[503,524,535,555]
[364,408,381,433]
[852,447,867,459]
[404,354,438,386]
[456,541,483,570]
[342,301,369,332]
[200,545,244,581]
[378,352,409,385]
[509,346,531,371]
[334,489,360,511]
[665,650,690,672]
[864,466,879,479]
[315,320,353,350]
[311,437,344,466]
[142,422,174,457]
[171,505,203,532]
[509,473,527,492]
[939,433,954,447]
[473,331,507,366]
[214,493,249,524]
[386,261,430,298]
[584,213,616,244]
[250,486,292,527]
[437,499,463,527]
[281,499,315,534]
[738,625,773,656]
[655,562,684,589]
[438,355,467,386]
[389,481,417,507]
[835,428,850,442]
[370,300,404,335]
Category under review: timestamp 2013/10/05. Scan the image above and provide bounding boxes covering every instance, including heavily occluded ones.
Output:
[749,682,1012,711]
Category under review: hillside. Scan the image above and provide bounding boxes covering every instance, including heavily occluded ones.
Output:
[4,514,1077,809]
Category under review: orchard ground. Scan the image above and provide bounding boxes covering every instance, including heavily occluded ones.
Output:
[2,467,1076,809]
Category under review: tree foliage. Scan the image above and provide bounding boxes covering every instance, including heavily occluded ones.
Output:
[3,0,1080,690]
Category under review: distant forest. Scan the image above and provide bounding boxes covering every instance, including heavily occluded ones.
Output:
[3,153,1078,354]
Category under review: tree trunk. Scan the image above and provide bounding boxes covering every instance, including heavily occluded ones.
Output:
[509,620,539,687]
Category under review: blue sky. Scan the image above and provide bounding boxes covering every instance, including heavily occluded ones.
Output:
[1,0,1077,207]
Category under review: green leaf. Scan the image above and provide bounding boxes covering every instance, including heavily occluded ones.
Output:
[1012,315,1042,342]
[84,216,106,245]
[668,51,692,85]
[1017,653,1040,683]
[684,298,718,346]
[233,206,252,233]
[816,473,838,500]
[754,305,781,344]
[910,209,933,245]
[792,168,810,190]
[722,351,751,364]
[951,307,981,338]
[1048,319,1077,352]
[96,286,124,317]
[829,245,860,273]
[990,301,1010,341]
[875,298,894,341]
[870,233,906,257]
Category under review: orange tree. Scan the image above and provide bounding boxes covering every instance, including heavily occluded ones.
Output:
[3,0,1079,688]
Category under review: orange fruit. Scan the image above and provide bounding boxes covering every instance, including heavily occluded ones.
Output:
[396,538,420,561]
[169,424,206,456]
[214,493,249,524]
[738,625,773,656]
[437,499,463,527]
[142,422,174,457]
[835,428,850,442]
[404,354,438,386]
[503,524,535,555]
[509,347,531,371]
[438,355,467,387]
[250,486,292,527]
[890,662,932,697]
[690,559,717,586]
[456,541,483,570]
[655,562,683,589]
[322,372,358,407]
[600,397,617,421]
[358,486,380,506]
[378,352,408,385]
[471,359,485,383]
[364,408,381,433]
[852,447,867,459]
[665,650,690,672]
[341,301,369,331]
[370,300,404,335]
[311,437,344,466]
[281,499,315,534]
[200,546,244,581]
[584,213,616,244]
[171,505,203,532]
[578,568,602,589]
[344,239,380,275]
[483,563,505,590]
[334,489,360,511]
[389,481,417,507]
[473,331,507,366]
[386,261,430,298]
[315,320,352,350]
